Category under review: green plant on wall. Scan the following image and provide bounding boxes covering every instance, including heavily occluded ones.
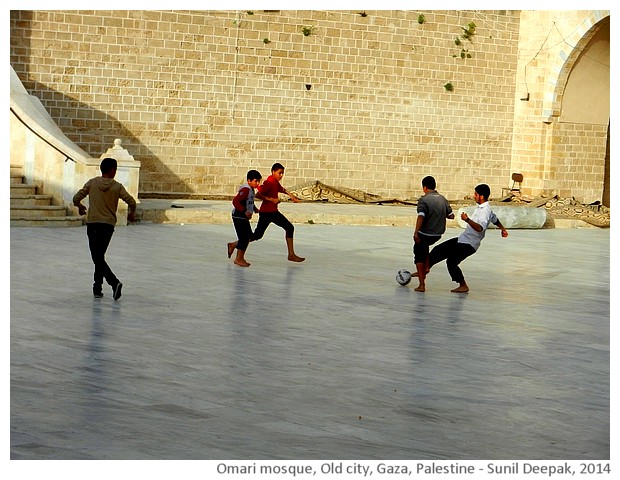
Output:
[455,48,472,59]
[461,21,476,41]
[444,20,477,90]
[418,14,426,24]
[301,26,315,36]
[451,21,476,59]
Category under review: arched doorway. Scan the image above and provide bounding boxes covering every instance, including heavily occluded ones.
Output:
[550,15,610,205]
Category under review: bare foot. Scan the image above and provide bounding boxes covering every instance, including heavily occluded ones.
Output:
[451,285,469,293]
[234,260,250,267]
[288,255,305,262]
[227,242,235,258]
[414,285,425,292]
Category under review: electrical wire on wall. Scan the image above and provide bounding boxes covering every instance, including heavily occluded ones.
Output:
[231,10,242,119]
[518,16,608,101]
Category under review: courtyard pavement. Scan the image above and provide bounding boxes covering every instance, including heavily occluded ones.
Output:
[9,219,611,472]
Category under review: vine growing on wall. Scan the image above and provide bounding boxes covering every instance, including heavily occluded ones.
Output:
[452,21,476,59]
[444,20,478,93]
[231,11,480,95]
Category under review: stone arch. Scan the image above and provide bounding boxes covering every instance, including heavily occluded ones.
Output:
[543,11,610,122]
[540,11,610,205]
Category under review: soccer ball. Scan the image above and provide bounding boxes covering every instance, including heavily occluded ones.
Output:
[396,269,412,286]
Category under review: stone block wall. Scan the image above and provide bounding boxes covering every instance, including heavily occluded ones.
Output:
[10,10,607,204]
[510,10,610,203]
[549,122,609,200]
[9,10,521,201]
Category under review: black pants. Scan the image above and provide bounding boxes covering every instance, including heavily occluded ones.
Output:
[232,215,253,251]
[87,223,118,288]
[252,211,295,240]
[413,232,440,264]
[428,237,476,284]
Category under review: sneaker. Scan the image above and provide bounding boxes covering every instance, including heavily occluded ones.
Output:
[93,284,103,298]
[93,291,104,298]
[113,282,123,301]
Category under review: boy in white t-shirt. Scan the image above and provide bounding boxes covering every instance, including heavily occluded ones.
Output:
[427,184,508,293]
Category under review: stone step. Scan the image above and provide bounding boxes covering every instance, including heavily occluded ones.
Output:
[10,194,54,207]
[10,184,38,195]
[10,216,84,227]
[10,173,25,184]
[9,166,83,228]
[10,205,69,219]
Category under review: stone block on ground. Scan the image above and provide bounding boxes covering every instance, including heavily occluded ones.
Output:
[457,205,547,229]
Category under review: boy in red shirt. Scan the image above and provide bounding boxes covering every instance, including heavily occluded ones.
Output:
[253,163,305,262]
[227,170,262,267]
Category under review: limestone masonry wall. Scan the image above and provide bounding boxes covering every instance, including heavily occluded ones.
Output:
[9,10,609,203]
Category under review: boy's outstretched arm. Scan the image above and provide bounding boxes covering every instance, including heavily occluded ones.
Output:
[284,189,300,203]
[255,191,279,203]
[494,219,509,237]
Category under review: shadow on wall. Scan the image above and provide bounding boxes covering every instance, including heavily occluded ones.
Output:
[20,79,187,199]
[10,10,187,199]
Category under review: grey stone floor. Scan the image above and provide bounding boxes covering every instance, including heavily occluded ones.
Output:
[10,223,610,462]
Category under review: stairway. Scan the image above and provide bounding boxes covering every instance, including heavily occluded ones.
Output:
[10,165,83,227]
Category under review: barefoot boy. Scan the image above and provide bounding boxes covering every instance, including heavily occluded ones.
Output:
[252,163,305,262]
[227,170,262,267]
[412,176,454,292]
[426,184,508,293]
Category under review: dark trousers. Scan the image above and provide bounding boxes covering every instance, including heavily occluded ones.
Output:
[252,211,295,240]
[413,232,440,264]
[428,237,476,284]
[232,215,253,251]
[87,223,118,288]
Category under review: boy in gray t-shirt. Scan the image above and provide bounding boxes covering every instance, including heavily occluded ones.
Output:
[412,176,454,292]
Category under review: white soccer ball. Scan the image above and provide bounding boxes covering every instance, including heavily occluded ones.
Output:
[396,269,412,286]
